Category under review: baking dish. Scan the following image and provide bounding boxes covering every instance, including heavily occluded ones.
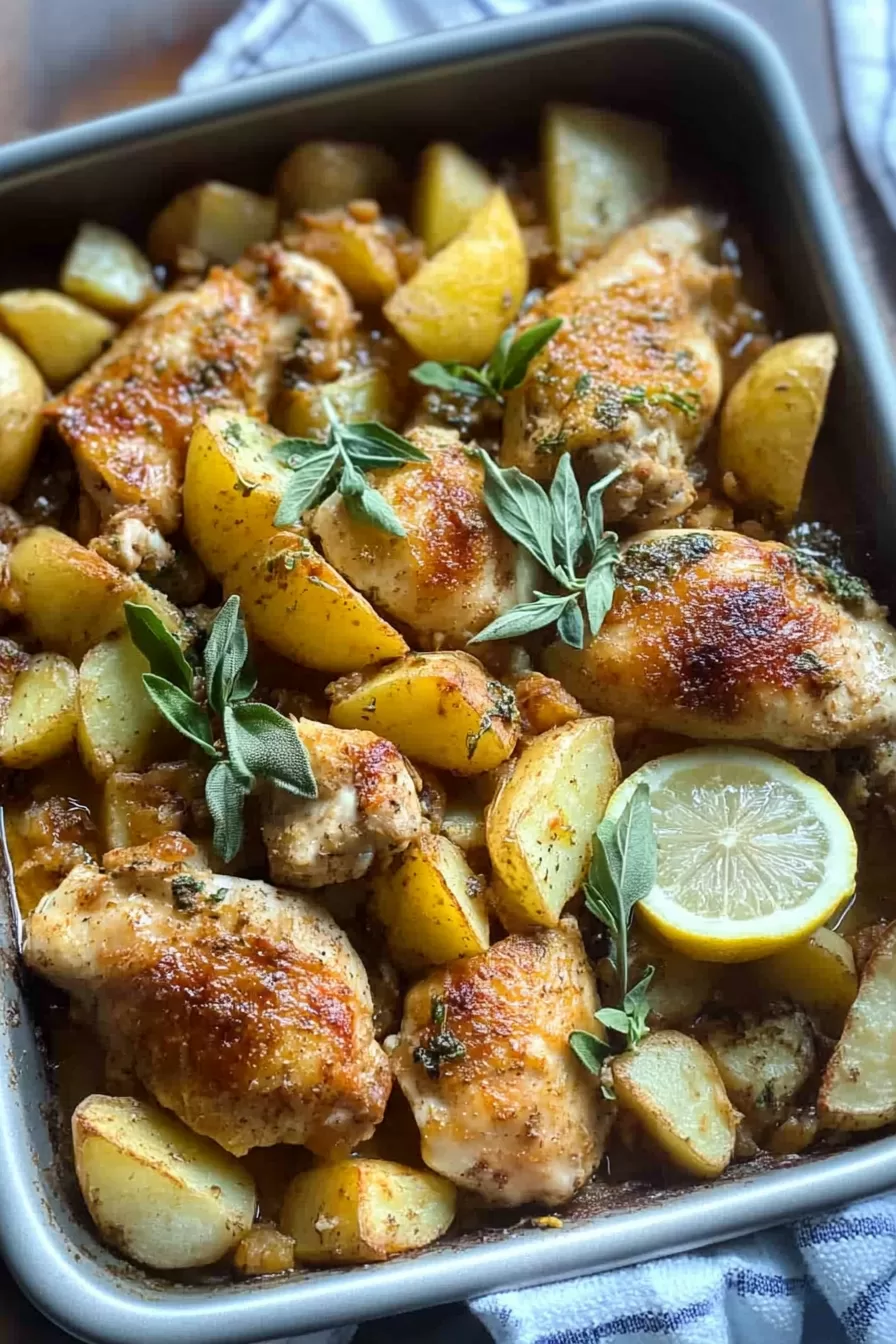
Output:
[0,2,895,1340]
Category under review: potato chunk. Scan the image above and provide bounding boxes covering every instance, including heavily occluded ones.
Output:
[0,331,44,501]
[328,652,519,775]
[0,289,117,387]
[372,833,490,971]
[183,410,294,580]
[102,762,206,852]
[276,141,401,216]
[274,366,398,440]
[72,1094,256,1270]
[819,921,896,1130]
[543,104,667,264]
[719,334,837,519]
[280,1158,456,1264]
[148,181,277,266]
[225,529,407,673]
[700,1007,816,1129]
[0,653,78,768]
[384,188,527,365]
[755,926,857,1035]
[486,716,620,929]
[612,1030,737,1178]
[77,634,177,780]
[414,142,493,255]
[61,222,158,318]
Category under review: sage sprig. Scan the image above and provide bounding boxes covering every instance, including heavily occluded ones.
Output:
[468,451,621,648]
[124,597,316,863]
[411,317,562,404]
[273,400,429,534]
[569,783,657,1096]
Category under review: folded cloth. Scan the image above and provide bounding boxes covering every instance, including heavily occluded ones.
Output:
[183,4,896,1342]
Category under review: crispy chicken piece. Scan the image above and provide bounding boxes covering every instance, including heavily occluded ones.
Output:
[501,208,723,527]
[546,529,896,750]
[387,920,611,1206]
[23,834,391,1156]
[262,718,425,889]
[313,425,537,647]
[88,505,175,576]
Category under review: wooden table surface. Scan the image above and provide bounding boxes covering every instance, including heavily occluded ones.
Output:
[0,0,892,1339]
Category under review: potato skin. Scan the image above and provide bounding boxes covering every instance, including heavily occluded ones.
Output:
[0,289,117,387]
[276,141,401,216]
[0,332,44,501]
[719,334,837,518]
[328,652,519,775]
[819,920,896,1131]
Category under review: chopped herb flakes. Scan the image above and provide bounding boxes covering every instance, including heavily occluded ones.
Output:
[465,681,519,758]
[617,533,714,599]
[172,874,204,910]
[413,995,466,1080]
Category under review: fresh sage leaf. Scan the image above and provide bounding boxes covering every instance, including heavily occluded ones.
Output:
[477,451,557,574]
[556,596,585,648]
[583,468,622,560]
[123,603,193,696]
[467,592,573,645]
[412,317,563,403]
[594,1007,633,1036]
[273,445,339,526]
[204,595,252,715]
[340,422,430,464]
[584,557,619,636]
[499,317,563,391]
[142,675,218,758]
[225,702,317,797]
[550,452,586,576]
[598,782,657,918]
[205,761,247,864]
[410,361,490,400]
[569,1030,612,1076]
[623,966,655,1048]
[343,483,407,537]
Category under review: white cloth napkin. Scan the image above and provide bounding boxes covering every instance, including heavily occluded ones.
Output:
[182,4,896,1341]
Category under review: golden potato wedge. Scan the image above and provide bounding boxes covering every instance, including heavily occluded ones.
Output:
[0,331,44,501]
[819,920,896,1130]
[225,529,407,673]
[625,928,716,1030]
[61,222,158,318]
[755,926,858,1035]
[0,289,117,387]
[274,366,399,440]
[612,1030,737,1178]
[440,798,487,853]
[295,211,400,304]
[276,141,401,216]
[543,104,668,264]
[384,188,527,365]
[372,833,490,971]
[77,633,178,780]
[183,410,294,580]
[486,716,620,929]
[280,1158,456,1264]
[328,652,519,775]
[0,653,78,768]
[413,142,493,255]
[700,1006,816,1127]
[72,1094,256,1270]
[719,334,837,519]
[148,180,277,266]
[102,762,206,852]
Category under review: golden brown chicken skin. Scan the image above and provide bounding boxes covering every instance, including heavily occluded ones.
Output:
[546,529,896,750]
[23,834,391,1156]
[387,920,611,1207]
[501,209,723,527]
[47,269,274,533]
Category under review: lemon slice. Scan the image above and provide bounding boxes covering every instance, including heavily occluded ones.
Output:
[604,746,857,962]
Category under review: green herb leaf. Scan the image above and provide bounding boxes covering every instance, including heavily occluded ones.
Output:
[123,603,194,696]
[477,451,556,574]
[343,482,407,536]
[203,595,253,715]
[497,317,563,391]
[598,782,657,918]
[623,966,655,1049]
[273,444,339,525]
[468,592,573,645]
[549,452,586,575]
[568,1030,612,1076]
[584,552,619,636]
[594,1007,632,1035]
[556,596,585,648]
[411,318,562,404]
[205,761,247,864]
[224,702,317,797]
[412,994,466,1079]
[339,422,430,467]
[583,468,622,561]
[142,675,218,758]
[410,361,489,399]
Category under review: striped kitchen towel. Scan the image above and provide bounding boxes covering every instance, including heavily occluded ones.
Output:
[182,3,896,1341]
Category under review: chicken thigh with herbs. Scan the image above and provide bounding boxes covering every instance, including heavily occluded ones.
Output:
[387,920,611,1206]
[546,528,896,750]
[23,833,391,1156]
[501,208,723,527]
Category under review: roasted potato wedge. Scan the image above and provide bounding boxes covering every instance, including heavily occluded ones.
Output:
[372,833,490,970]
[612,1030,737,1178]
[819,920,896,1130]
[486,716,620,929]
[102,762,206,852]
[274,366,399,440]
[225,529,408,673]
[276,141,400,216]
[413,142,493,255]
[61,222,158,318]
[384,188,527,365]
[72,1094,256,1270]
[755,926,858,1035]
[148,181,277,266]
[0,653,78,769]
[542,104,667,264]
[183,410,294,580]
[0,331,44,501]
[0,289,117,387]
[77,633,178,780]
[700,1007,816,1128]
[719,334,837,519]
[328,652,519,775]
[623,928,717,1030]
[280,1158,456,1264]
[294,211,401,304]
[440,798,487,853]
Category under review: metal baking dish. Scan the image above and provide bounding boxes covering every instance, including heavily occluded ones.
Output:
[0,1,895,1340]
